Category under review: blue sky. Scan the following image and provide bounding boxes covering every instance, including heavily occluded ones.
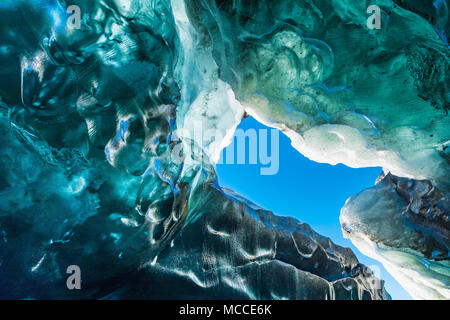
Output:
[216,116,412,300]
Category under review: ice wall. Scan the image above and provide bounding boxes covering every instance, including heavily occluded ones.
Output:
[0,0,390,299]
[341,172,449,300]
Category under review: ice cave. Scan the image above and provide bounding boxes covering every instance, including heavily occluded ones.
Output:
[0,0,448,300]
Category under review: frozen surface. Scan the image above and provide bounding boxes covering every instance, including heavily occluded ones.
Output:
[0,0,448,299]
[0,0,389,299]
[341,172,449,300]
[0,115,390,299]
[184,0,449,188]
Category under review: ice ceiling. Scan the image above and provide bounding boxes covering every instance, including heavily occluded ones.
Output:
[0,0,448,299]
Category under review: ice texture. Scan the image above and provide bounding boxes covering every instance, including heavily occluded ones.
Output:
[0,0,390,299]
[183,0,449,188]
[0,121,390,299]
[0,0,448,299]
[341,172,449,300]
[179,0,450,298]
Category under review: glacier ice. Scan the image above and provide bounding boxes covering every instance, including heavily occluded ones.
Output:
[0,0,391,299]
[0,115,390,299]
[0,119,391,299]
[0,0,448,299]
[341,172,449,300]
[183,0,449,188]
[179,0,450,299]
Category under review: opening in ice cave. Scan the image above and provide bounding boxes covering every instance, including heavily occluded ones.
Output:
[216,116,412,300]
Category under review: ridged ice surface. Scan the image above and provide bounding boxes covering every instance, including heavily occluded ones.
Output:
[0,120,390,299]
[180,0,450,299]
[0,0,448,299]
[341,172,449,299]
[184,0,449,188]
